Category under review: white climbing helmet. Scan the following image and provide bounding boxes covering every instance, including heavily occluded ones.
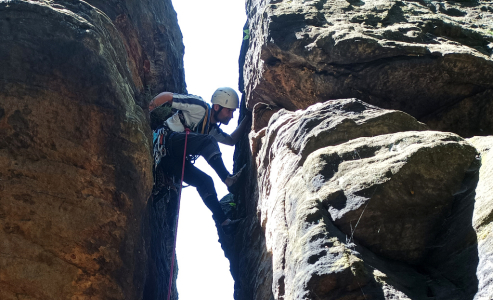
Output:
[211,87,240,109]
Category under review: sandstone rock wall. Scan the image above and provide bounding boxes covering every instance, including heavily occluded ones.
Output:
[242,0,493,137]
[224,0,493,299]
[0,1,184,299]
[228,99,488,300]
[84,0,186,102]
[468,136,493,300]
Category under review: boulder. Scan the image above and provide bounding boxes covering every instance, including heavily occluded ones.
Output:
[229,99,479,299]
[242,0,493,136]
[301,131,477,264]
[252,98,428,171]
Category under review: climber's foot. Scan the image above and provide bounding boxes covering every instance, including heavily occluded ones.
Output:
[224,164,246,187]
[224,164,246,194]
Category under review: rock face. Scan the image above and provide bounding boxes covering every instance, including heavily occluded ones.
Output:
[227,99,486,300]
[242,0,493,137]
[226,3,493,298]
[468,136,493,300]
[0,1,184,299]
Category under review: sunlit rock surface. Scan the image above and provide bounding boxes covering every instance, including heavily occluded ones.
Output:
[223,0,493,299]
[0,0,184,299]
[242,0,493,136]
[226,99,490,300]
[468,136,493,300]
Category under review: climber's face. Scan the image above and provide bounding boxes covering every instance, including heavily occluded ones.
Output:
[213,105,236,125]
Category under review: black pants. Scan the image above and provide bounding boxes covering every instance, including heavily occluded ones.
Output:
[162,131,228,224]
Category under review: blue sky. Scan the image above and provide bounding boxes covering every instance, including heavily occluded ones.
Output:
[169,1,247,299]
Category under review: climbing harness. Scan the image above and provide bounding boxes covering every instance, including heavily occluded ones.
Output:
[153,94,210,168]
[166,128,190,300]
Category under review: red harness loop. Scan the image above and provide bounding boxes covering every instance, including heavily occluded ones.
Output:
[167,128,190,300]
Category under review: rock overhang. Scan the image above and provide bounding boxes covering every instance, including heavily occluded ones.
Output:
[242,0,493,136]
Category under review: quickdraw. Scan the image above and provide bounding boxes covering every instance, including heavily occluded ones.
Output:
[153,126,172,167]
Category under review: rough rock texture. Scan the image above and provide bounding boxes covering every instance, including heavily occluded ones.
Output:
[143,182,181,300]
[0,1,184,299]
[226,1,493,299]
[83,0,186,100]
[226,99,486,300]
[468,136,493,300]
[242,0,493,137]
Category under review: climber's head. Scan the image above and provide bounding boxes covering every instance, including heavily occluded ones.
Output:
[211,87,239,125]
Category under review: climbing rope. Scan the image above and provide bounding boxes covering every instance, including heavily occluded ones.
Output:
[167,128,190,300]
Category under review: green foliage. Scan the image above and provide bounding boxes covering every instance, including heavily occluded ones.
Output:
[243,29,250,40]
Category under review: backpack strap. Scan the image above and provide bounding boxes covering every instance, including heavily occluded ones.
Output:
[177,110,189,130]
[199,104,211,134]
[177,103,211,134]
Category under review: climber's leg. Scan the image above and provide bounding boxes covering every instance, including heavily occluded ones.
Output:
[180,160,228,224]
[168,132,220,160]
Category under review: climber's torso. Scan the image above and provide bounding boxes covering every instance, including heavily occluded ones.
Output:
[164,94,231,144]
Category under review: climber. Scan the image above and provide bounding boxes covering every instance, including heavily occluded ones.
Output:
[149,87,250,235]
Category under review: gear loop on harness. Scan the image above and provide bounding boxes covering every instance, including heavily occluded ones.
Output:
[153,125,172,168]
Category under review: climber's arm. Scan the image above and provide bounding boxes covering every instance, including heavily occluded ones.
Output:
[229,114,251,145]
[149,92,173,112]
[218,114,251,146]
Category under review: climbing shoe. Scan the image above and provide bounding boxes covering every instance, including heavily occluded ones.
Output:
[222,218,243,235]
[225,164,246,194]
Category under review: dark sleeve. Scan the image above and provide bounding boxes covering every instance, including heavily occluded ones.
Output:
[209,125,235,146]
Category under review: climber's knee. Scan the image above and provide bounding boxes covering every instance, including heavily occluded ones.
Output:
[195,173,216,200]
[201,135,221,161]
